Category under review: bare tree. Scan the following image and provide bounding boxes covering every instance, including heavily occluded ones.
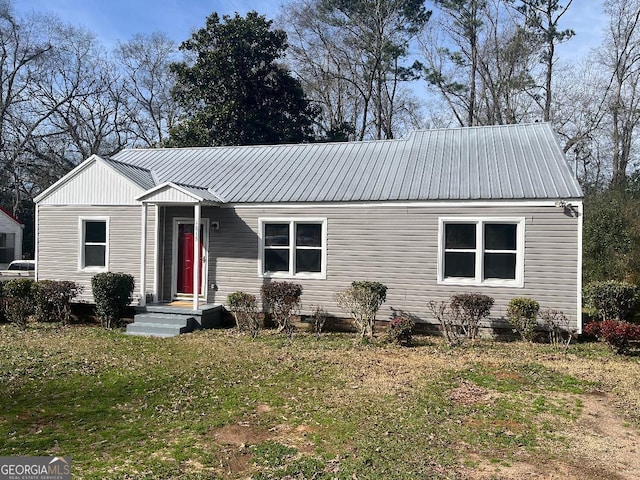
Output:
[0,4,69,216]
[115,32,181,147]
[600,0,640,186]
[280,0,430,140]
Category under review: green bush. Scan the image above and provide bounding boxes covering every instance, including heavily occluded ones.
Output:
[227,291,259,337]
[91,272,135,329]
[583,280,638,321]
[33,280,83,324]
[335,281,387,339]
[450,293,494,340]
[261,281,303,337]
[506,297,540,342]
[3,278,36,329]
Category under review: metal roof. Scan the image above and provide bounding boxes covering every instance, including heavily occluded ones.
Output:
[103,157,156,191]
[110,123,583,203]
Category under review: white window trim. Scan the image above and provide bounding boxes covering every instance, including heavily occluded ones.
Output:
[78,216,110,272]
[258,217,327,279]
[437,217,525,287]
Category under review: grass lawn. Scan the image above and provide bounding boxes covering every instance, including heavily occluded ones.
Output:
[1,323,639,479]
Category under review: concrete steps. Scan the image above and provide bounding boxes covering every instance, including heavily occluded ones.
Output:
[125,302,223,338]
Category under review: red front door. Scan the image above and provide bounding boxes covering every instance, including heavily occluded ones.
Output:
[176,224,204,295]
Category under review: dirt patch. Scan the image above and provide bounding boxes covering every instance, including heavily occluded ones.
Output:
[450,380,494,405]
[564,392,640,480]
[212,423,271,447]
[459,392,640,480]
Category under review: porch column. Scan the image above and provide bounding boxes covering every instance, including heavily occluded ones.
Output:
[193,203,201,311]
[139,203,147,307]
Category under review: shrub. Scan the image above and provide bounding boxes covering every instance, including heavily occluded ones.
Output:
[227,291,259,338]
[386,311,416,346]
[583,280,638,321]
[584,319,640,354]
[335,281,387,339]
[506,297,540,342]
[310,305,327,339]
[3,278,36,329]
[33,280,83,325]
[427,300,464,346]
[91,272,135,329]
[539,309,574,352]
[449,293,494,340]
[261,281,303,337]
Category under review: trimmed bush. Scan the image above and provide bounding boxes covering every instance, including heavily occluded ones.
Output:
[387,314,416,346]
[261,281,303,337]
[449,293,494,340]
[335,281,387,339]
[583,280,638,321]
[584,319,640,354]
[506,297,540,342]
[91,272,135,329]
[34,280,83,324]
[227,291,259,337]
[3,278,36,329]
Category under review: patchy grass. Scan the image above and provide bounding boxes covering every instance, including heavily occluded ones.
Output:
[1,324,639,479]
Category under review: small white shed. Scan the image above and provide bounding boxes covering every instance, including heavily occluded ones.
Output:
[0,207,23,268]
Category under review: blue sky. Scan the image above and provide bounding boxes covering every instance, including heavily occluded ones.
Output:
[14,0,606,60]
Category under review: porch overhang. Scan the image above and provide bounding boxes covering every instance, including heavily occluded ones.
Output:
[136,182,222,312]
[135,182,223,206]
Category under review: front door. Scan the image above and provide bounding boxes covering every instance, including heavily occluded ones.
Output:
[173,219,208,297]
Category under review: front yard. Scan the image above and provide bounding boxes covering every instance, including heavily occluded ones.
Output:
[1,324,639,479]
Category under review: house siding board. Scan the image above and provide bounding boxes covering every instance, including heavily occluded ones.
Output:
[175,203,581,330]
[37,205,156,304]
[38,161,143,206]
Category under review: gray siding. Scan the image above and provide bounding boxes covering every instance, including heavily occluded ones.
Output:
[37,205,156,304]
[159,203,580,330]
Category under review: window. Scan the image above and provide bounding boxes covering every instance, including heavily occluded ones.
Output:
[80,218,108,270]
[0,233,15,264]
[260,219,326,278]
[439,218,524,286]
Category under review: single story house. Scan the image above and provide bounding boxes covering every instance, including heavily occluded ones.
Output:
[0,206,24,269]
[34,123,583,334]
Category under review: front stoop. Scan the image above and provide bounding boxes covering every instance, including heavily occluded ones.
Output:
[126,303,223,337]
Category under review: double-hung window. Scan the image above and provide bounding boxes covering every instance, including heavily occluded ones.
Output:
[439,218,524,286]
[260,218,326,278]
[80,218,109,271]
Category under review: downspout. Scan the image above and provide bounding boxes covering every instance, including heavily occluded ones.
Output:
[139,202,147,307]
[34,204,38,281]
[577,200,583,334]
[193,203,201,311]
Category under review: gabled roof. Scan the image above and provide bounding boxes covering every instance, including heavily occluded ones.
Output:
[0,206,23,226]
[136,182,223,204]
[112,123,582,203]
[34,154,154,204]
